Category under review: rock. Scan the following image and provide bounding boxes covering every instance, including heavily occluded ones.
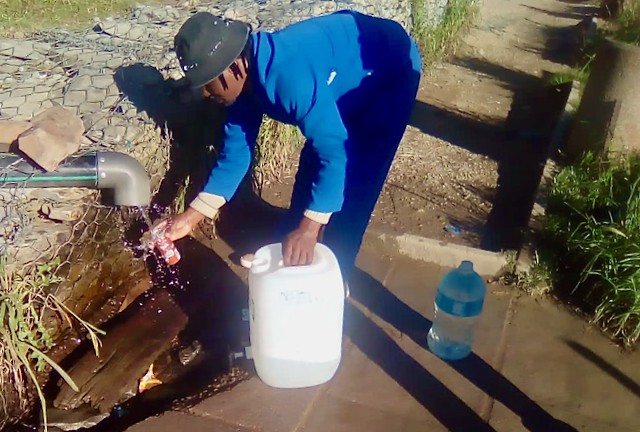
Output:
[91,75,114,89]
[17,106,85,172]
[2,95,26,108]
[63,90,87,107]
[10,87,33,97]
[17,101,44,118]
[46,406,109,432]
[25,92,49,103]
[0,119,31,151]
[40,203,84,222]
[67,74,92,92]
[1,107,18,118]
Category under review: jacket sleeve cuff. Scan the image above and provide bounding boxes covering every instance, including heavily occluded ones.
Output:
[304,209,332,224]
[189,192,226,219]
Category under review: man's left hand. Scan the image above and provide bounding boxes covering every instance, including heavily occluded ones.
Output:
[283,217,323,266]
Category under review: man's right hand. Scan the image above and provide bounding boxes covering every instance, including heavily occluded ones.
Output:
[155,207,206,242]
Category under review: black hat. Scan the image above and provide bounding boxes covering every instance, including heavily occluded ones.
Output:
[174,12,251,89]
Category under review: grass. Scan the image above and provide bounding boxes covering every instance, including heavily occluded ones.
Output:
[0,257,105,432]
[538,152,640,346]
[608,0,640,46]
[546,59,592,87]
[411,0,478,71]
[173,175,191,214]
[500,251,554,297]
[0,0,141,34]
[253,117,303,192]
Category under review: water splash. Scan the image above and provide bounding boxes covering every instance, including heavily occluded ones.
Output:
[117,204,187,296]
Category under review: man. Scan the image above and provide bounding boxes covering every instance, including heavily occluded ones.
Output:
[162,10,421,279]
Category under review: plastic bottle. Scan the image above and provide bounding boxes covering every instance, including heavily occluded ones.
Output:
[248,243,344,388]
[427,261,486,360]
[151,226,180,265]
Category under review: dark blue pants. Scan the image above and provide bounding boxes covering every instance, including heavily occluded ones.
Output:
[280,41,422,280]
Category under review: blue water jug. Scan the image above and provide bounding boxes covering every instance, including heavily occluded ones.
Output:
[427,261,486,360]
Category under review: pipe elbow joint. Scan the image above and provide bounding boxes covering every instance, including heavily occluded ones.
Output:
[96,152,151,207]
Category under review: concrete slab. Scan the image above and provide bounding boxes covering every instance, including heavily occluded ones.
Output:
[493,295,640,431]
[355,240,397,286]
[490,400,640,432]
[325,342,444,424]
[125,411,252,432]
[122,248,639,432]
[298,393,441,432]
[188,376,322,432]
[367,231,509,277]
[339,250,514,431]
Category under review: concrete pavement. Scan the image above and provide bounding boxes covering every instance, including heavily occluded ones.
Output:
[126,240,640,432]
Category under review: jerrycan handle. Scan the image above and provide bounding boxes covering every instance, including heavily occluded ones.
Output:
[277,258,319,272]
[249,257,316,274]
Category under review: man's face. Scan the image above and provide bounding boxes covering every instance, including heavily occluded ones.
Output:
[202,57,247,106]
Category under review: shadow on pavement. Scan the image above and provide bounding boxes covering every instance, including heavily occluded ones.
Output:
[345,301,496,431]
[410,59,571,251]
[565,340,640,399]
[348,268,578,431]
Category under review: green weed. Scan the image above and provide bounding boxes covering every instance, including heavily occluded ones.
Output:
[0,257,105,431]
[496,250,553,297]
[411,0,478,71]
[546,57,593,86]
[609,0,640,45]
[540,152,640,346]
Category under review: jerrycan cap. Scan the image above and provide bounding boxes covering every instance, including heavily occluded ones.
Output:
[241,253,271,272]
[240,253,255,269]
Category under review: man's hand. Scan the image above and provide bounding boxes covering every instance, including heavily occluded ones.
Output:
[283,217,323,266]
[154,207,205,242]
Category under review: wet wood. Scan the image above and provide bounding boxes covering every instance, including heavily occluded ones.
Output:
[118,277,153,313]
[53,289,188,414]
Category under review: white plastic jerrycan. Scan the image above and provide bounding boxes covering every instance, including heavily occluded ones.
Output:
[248,242,345,389]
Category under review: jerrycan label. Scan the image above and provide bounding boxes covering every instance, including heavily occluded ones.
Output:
[280,290,320,305]
[435,292,484,318]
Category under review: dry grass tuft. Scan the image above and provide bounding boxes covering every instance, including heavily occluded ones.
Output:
[253,117,303,192]
[0,0,142,34]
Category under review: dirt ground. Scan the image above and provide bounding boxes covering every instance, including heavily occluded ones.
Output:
[259,0,596,251]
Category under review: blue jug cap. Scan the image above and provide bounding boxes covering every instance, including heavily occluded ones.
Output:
[458,261,474,273]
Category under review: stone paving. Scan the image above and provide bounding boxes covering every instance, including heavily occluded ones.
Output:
[125,239,640,432]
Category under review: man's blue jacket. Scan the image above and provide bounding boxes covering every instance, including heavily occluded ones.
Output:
[198,10,420,217]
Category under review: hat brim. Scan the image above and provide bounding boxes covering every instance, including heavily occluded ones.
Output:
[185,20,251,89]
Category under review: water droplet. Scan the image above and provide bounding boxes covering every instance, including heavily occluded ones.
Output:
[113,405,125,418]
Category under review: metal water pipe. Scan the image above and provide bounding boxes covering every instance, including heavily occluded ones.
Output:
[0,151,150,206]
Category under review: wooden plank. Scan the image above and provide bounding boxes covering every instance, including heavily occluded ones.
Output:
[54,288,188,413]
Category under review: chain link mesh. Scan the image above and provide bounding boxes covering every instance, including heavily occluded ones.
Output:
[0,6,182,263]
